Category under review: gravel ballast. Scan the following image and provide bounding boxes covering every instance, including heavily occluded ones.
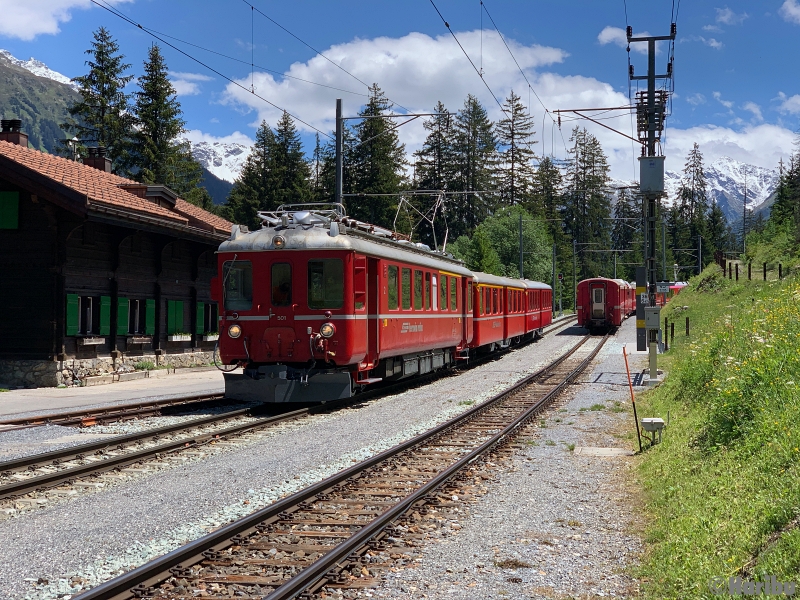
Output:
[373,320,647,599]
[1,326,583,600]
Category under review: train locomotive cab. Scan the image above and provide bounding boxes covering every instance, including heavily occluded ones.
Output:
[211,204,474,403]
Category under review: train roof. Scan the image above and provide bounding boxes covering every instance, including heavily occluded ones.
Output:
[471,272,551,290]
[218,205,473,277]
[578,277,631,288]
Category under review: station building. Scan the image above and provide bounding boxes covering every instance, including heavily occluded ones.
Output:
[0,120,232,387]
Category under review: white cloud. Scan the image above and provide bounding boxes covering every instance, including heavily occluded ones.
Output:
[597,26,661,55]
[742,101,763,122]
[684,35,724,49]
[184,130,254,146]
[663,124,796,173]
[222,30,573,147]
[713,91,734,109]
[780,0,800,24]
[0,0,133,41]
[169,72,213,96]
[686,93,706,106]
[716,7,749,25]
[702,24,722,32]
[776,92,800,115]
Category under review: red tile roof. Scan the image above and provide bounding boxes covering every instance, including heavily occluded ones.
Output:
[0,140,232,235]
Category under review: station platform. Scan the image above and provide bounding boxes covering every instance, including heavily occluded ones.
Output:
[0,367,227,419]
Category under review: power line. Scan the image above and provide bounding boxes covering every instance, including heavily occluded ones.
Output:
[242,0,412,113]
[142,27,370,98]
[427,0,509,119]
[91,0,333,138]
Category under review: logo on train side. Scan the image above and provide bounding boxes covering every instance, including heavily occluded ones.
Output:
[400,322,423,333]
[492,321,501,328]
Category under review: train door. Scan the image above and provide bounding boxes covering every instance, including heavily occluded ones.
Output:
[463,278,473,346]
[591,283,606,319]
[366,257,380,369]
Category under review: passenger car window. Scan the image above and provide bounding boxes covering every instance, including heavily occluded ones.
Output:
[272,263,292,306]
[425,273,431,310]
[308,259,343,309]
[439,275,447,311]
[450,277,457,311]
[388,266,398,310]
[402,268,411,310]
[414,270,423,310]
[223,260,252,311]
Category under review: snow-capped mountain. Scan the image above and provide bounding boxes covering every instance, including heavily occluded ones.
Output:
[664,157,778,222]
[187,140,251,183]
[0,49,76,88]
[611,157,778,224]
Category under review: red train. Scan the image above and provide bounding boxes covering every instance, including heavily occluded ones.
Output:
[211,204,552,403]
[576,277,635,334]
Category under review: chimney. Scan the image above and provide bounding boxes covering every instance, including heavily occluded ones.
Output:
[84,146,112,173]
[0,119,29,147]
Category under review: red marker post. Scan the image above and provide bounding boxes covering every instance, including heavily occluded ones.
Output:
[623,345,643,453]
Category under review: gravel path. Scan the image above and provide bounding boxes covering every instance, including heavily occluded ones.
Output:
[1,327,585,600]
[372,319,648,599]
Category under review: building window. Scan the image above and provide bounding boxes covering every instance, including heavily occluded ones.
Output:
[387,265,398,310]
[196,302,219,334]
[272,263,292,307]
[123,298,153,335]
[0,191,19,229]
[308,259,343,309]
[401,268,411,310]
[223,260,253,311]
[66,294,110,336]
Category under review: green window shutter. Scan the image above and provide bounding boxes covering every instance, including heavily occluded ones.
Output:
[99,296,111,335]
[66,294,79,336]
[145,299,156,335]
[176,301,184,334]
[195,302,205,335]
[0,191,19,229]
[117,297,129,335]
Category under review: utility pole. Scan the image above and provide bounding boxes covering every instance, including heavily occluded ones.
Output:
[628,23,676,382]
[572,238,577,311]
[743,168,748,254]
[519,214,524,279]
[552,243,557,312]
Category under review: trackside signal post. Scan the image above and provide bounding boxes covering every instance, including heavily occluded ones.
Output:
[627,24,676,382]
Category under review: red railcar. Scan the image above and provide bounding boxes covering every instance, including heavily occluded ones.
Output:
[576,277,634,333]
[211,205,552,403]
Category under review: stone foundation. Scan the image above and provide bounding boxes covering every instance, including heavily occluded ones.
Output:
[0,351,216,388]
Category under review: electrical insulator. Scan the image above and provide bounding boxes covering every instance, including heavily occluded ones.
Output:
[671,23,677,36]
[629,64,635,78]
[558,114,561,128]
[667,62,673,76]
[626,26,633,38]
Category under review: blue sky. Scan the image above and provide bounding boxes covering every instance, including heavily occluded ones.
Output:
[1,0,799,181]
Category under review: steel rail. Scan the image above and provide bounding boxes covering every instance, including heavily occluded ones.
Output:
[0,408,309,500]
[76,334,601,600]
[0,394,227,429]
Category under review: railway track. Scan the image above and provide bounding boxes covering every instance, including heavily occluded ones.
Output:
[0,393,230,431]
[76,331,606,600]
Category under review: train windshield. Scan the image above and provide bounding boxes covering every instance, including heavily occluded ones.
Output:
[308,259,344,309]
[222,260,253,311]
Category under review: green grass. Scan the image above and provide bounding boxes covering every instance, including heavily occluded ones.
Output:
[636,267,800,598]
[544,439,556,446]
[133,361,156,371]
[458,399,475,406]
[588,403,605,411]
[565,443,576,452]
[0,388,8,393]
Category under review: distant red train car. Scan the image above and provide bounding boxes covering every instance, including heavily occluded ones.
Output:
[211,204,553,403]
[576,277,634,333]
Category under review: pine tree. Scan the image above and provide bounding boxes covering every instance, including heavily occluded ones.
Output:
[611,187,642,280]
[495,91,536,207]
[347,84,406,228]
[62,27,135,174]
[270,111,312,208]
[450,95,498,238]
[127,44,205,203]
[706,199,730,258]
[414,101,454,192]
[562,127,612,279]
[678,143,710,264]
[224,121,276,229]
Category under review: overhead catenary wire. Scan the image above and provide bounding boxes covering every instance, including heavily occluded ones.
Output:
[427,0,510,119]
[91,0,333,139]
[241,0,412,113]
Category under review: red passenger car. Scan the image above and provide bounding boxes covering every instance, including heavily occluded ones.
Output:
[212,204,552,403]
[576,277,634,333]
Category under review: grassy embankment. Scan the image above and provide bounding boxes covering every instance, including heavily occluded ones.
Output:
[636,267,800,598]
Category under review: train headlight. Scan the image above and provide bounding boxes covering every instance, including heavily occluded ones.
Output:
[319,322,336,338]
[228,324,242,338]
[273,235,286,249]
